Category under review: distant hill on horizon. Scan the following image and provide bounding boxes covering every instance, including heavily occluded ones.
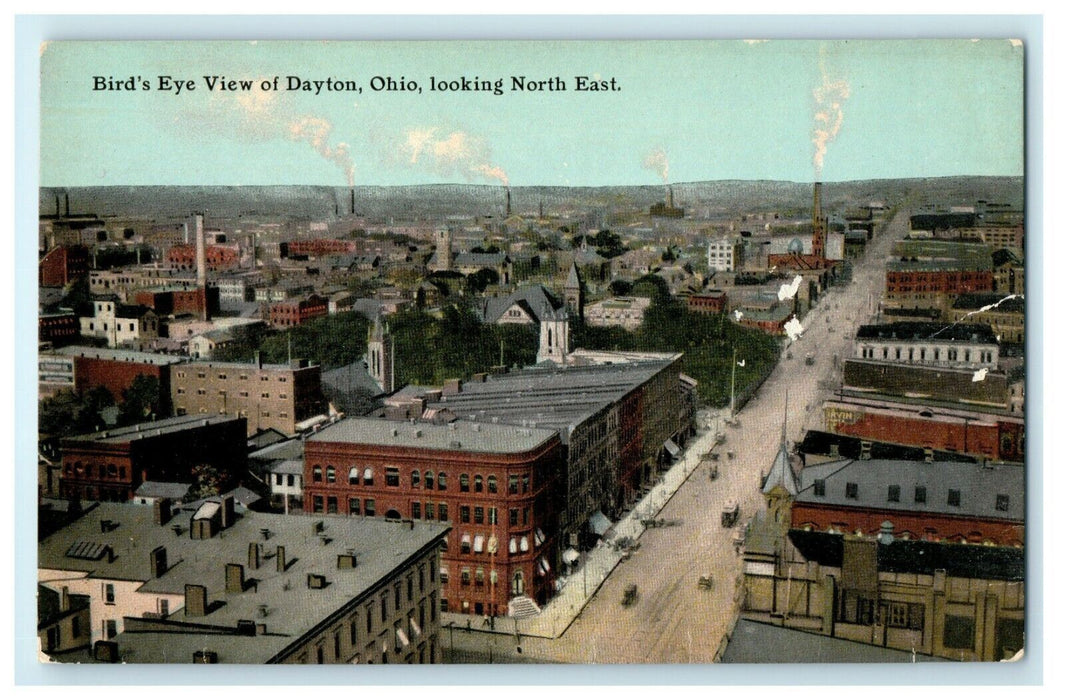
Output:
[39,176,1024,224]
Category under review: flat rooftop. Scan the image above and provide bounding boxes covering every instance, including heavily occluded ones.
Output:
[51,345,187,366]
[855,321,997,345]
[62,414,244,445]
[308,417,559,455]
[38,502,450,664]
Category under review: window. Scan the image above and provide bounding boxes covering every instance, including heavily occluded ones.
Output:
[460,473,470,492]
[461,536,471,554]
[386,467,400,487]
[312,465,322,482]
[411,470,420,488]
[887,485,900,502]
[327,496,338,514]
[288,474,295,487]
[886,602,925,630]
[943,615,976,650]
[474,506,484,524]
[261,392,269,399]
[915,485,927,503]
[460,506,470,523]
[425,502,434,520]
[326,466,336,483]
[365,499,376,517]
[996,494,1010,512]
[334,632,342,660]
[522,475,530,493]
[947,489,961,507]
[835,591,875,625]
[437,472,447,490]
[380,597,388,624]
[440,566,449,584]
[474,475,483,493]
[348,467,359,485]
[104,619,117,640]
[412,502,421,519]
[488,507,497,525]
[510,509,519,526]
[438,503,448,521]
[813,479,826,497]
[845,482,858,499]
[363,468,374,486]
[509,475,519,494]
[424,471,434,490]
[487,475,497,493]
[349,498,361,516]
[104,583,115,605]
[461,568,471,585]
[313,495,324,513]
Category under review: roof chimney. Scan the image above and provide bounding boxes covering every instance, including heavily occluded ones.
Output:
[60,586,70,612]
[225,563,245,594]
[184,584,207,617]
[276,545,287,572]
[248,542,261,570]
[220,495,235,529]
[149,546,168,578]
[153,498,172,526]
[337,553,357,569]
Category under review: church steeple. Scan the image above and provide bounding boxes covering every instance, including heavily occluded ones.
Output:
[536,304,570,366]
[762,390,798,527]
[366,316,394,394]
[563,261,584,320]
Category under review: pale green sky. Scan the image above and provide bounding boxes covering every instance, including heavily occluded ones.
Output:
[40,39,1024,187]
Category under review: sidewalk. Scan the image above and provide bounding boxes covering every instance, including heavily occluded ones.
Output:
[442,406,729,641]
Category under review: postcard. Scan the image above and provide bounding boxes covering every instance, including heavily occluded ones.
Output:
[34,38,1026,667]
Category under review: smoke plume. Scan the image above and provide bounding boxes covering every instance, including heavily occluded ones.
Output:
[174,83,356,185]
[402,127,509,185]
[811,47,851,177]
[642,147,670,183]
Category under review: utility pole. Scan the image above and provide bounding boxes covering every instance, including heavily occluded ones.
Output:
[730,347,737,420]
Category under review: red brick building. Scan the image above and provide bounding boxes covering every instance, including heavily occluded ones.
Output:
[885,268,994,298]
[283,239,358,258]
[268,294,328,328]
[59,414,248,503]
[823,398,1025,462]
[687,290,728,315]
[133,286,219,320]
[39,245,89,287]
[39,311,79,346]
[166,244,240,272]
[303,418,564,615]
[766,457,1024,547]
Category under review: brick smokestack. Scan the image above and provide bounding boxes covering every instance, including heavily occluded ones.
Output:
[812,182,825,261]
[194,213,207,287]
[351,188,355,216]
[506,187,512,217]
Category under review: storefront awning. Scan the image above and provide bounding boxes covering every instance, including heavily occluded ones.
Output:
[588,510,612,536]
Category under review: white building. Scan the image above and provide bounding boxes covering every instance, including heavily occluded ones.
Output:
[584,296,652,331]
[79,298,159,349]
[854,322,1000,371]
[707,235,742,272]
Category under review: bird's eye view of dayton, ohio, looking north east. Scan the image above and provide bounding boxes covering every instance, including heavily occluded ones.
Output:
[33,38,1026,666]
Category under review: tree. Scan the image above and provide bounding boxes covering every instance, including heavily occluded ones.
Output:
[118,374,161,425]
[465,268,499,295]
[609,279,634,296]
[39,387,115,437]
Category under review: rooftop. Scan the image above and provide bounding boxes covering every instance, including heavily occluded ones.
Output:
[721,618,947,664]
[308,417,559,455]
[855,321,997,345]
[61,414,245,446]
[50,346,188,366]
[952,293,1026,314]
[38,502,449,664]
[793,458,1024,523]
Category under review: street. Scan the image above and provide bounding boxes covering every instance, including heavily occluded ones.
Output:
[445,208,909,664]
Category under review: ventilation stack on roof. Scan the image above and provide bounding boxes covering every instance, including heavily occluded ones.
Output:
[149,546,168,578]
[184,584,207,617]
[221,494,235,529]
[225,563,245,594]
[276,545,287,572]
[248,542,261,570]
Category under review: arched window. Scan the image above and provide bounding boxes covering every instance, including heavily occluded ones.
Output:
[411,470,420,488]
[425,471,434,490]
[487,475,497,493]
[437,472,447,490]
[312,465,322,482]
[363,468,374,486]
[511,571,524,595]
[460,474,470,492]
[326,466,336,483]
[474,475,483,493]
[348,467,359,485]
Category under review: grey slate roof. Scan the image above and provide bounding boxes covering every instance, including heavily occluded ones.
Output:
[62,414,245,446]
[793,459,1024,522]
[855,322,997,345]
[38,502,449,664]
[134,481,193,500]
[479,285,563,325]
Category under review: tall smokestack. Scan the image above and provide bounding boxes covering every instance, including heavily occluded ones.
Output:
[668,186,674,209]
[350,188,355,216]
[539,199,543,220]
[65,193,70,217]
[55,195,61,217]
[506,187,512,218]
[812,182,825,261]
[194,213,207,287]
